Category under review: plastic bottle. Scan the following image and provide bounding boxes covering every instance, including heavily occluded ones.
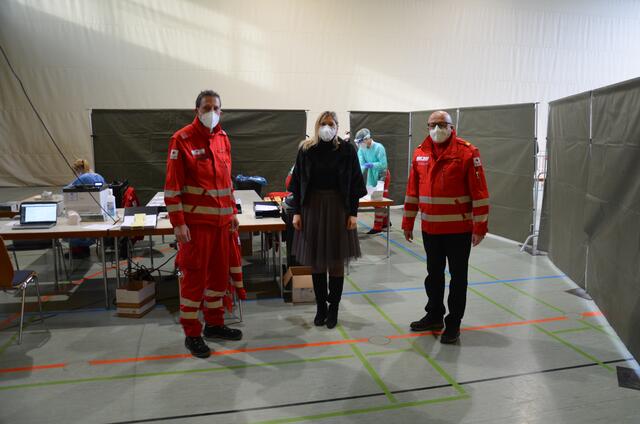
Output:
[105,188,117,220]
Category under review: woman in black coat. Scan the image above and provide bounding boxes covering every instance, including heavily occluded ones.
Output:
[289,111,367,329]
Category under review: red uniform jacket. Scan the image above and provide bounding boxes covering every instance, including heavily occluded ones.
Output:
[164,117,236,227]
[402,129,489,235]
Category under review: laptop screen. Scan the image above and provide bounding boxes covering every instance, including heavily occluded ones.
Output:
[21,203,57,224]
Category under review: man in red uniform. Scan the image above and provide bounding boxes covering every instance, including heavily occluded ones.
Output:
[164,90,245,358]
[402,111,489,344]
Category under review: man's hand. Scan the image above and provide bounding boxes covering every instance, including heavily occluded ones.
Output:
[347,216,357,230]
[364,162,374,169]
[230,215,239,232]
[404,230,413,242]
[472,234,485,247]
[293,214,302,230]
[236,287,247,300]
[174,224,191,244]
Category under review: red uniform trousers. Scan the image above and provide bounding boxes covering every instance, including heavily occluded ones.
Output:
[177,224,243,337]
[373,170,391,230]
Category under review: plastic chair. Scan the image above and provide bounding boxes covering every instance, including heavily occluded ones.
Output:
[0,235,44,344]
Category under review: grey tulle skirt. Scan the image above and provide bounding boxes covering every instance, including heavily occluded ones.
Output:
[293,190,361,270]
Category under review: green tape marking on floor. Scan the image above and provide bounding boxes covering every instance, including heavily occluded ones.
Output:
[467,264,499,280]
[467,287,527,321]
[410,341,466,395]
[346,276,403,333]
[345,275,464,397]
[468,287,614,373]
[365,348,414,357]
[0,354,354,392]
[533,325,614,372]
[337,325,397,403]
[503,283,566,314]
[251,394,469,424]
[551,327,593,335]
[578,318,614,336]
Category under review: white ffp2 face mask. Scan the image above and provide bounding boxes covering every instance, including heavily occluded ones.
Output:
[318,125,337,142]
[199,111,220,132]
[429,125,452,143]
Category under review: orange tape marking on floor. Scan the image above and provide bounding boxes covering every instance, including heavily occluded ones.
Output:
[0,313,601,373]
[581,311,603,317]
[0,363,66,374]
[88,338,370,365]
[386,316,569,340]
[89,316,573,367]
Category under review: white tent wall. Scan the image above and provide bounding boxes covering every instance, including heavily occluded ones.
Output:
[1,0,640,186]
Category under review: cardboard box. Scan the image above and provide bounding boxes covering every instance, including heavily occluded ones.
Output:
[116,280,156,318]
[283,266,315,304]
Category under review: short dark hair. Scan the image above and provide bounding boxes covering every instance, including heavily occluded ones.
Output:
[195,90,221,109]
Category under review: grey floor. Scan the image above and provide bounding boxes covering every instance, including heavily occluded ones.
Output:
[1,207,639,424]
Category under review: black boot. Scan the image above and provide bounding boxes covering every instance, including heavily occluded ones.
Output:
[185,336,211,358]
[203,325,243,341]
[312,273,328,326]
[326,276,344,329]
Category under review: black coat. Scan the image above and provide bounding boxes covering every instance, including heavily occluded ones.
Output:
[289,138,367,216]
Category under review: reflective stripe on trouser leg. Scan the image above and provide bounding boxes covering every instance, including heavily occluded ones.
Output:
[202,226,232,327]
[179,269,205,337]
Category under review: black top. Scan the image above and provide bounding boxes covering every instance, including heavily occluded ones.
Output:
[308,140,341,190]
[289,137,367,217]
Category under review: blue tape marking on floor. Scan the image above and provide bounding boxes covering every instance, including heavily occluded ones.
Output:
[342,274,566,296]
[357,219,427,261]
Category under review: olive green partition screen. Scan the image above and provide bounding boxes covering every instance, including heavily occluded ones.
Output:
[91,109,307,204]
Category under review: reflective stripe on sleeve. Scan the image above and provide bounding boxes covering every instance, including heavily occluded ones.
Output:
[230,267,242,274]
[164,190,182,198]
[404,210,418,218]
[166,203,183,213]
[474,214,489,223]
[472,198,490,208]
[404,196,419,204]
[182,186,205,195]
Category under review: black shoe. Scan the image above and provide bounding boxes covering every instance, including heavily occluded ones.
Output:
[410,315,445,332]
[326,303,339,329]
[185,336,211,358]
[314,302,327,326]
[381,222,392,229]
[203,325,243,341]
[367,229,382,235]
[440,328,460,344]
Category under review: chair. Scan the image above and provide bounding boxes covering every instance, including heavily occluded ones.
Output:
[8,239,68,289]
[0,236,44,344]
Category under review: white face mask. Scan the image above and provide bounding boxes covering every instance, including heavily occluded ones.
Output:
[429,125,452,143]
[199,111,220,132]
[318,125,337,142]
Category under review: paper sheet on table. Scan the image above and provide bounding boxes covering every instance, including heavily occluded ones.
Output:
[122,214,157,228]
[254,204,279,212]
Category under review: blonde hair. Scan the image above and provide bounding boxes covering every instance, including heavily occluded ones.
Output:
[73,159,91,174]
[300,111,340,151]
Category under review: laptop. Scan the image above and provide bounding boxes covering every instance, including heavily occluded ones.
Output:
[12,202,58,230]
